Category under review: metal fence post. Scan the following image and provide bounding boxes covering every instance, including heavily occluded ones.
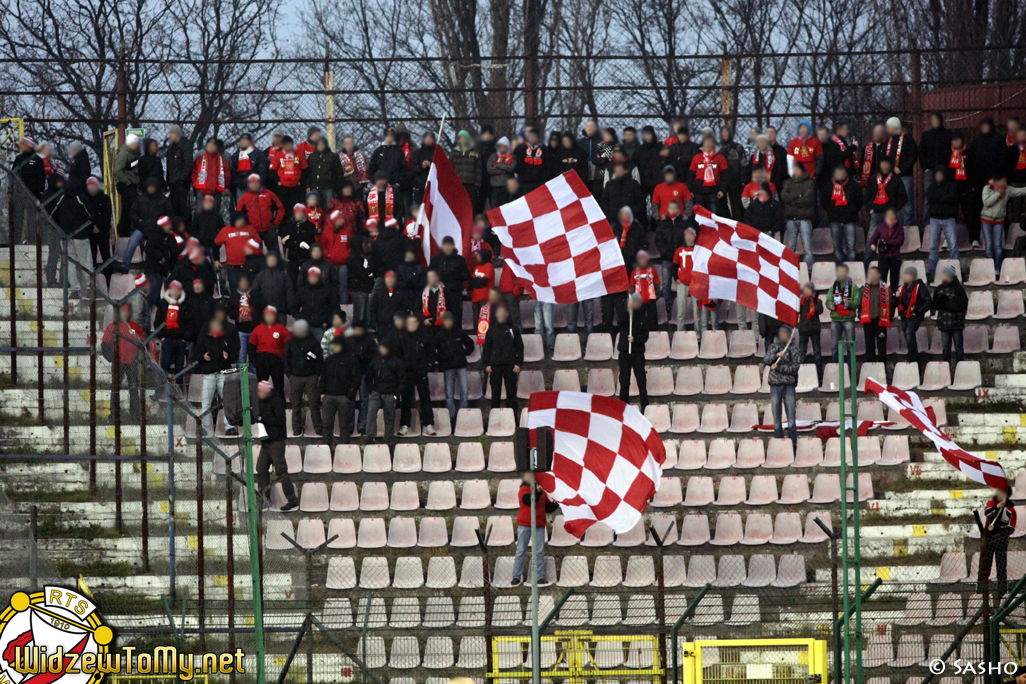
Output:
[240,365,266,684]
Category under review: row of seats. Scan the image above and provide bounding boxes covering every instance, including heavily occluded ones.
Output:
[864,632,990,669]
[933,551,1026,583]
[268,508,835,551]
[896,590,1025,627]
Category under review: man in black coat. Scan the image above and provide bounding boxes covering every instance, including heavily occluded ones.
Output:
[284,319,324,437]
[371,270,409,330]
[602,161,647,222]
[668,125,701,183]
[142,215,175,303]
[250,252,295,322]
[191,316,237,436]
[617,293,650,411]
[365,340,405,446]
[368,128,408,187]
[633,126,665,201]
[482,304,523,424]
[428,237,471,327]
[295,266,339,337]
[513,127,553,193]
[320,335,361,447]
[14,137,46,199]
[397,314,437,436]
[409,132,438,198]
[966,118,1007,248]
[718,124,747,219]
[165,125,193,229]
[256,379,299,511]
[169,247,217,297]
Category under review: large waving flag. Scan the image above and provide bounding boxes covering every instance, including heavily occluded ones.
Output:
[865,379,1009,489]
[691,205,801,327]
[487,171,628,303]
[415,146,474,267]
[527,391,666,538]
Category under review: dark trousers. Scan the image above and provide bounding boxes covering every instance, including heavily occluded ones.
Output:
[110,362,141,421]
[877,255,902,290]
[276,186,304,219]
[941,329,965,363]
[321,395,352,445]
[116,183,137,237]
[254,351,285,397]
[693,191,722,214]
[618,350,648,410]
[463,183,482,215]
[256,440,297,504]
[490,187,510,210]
[903,317,924,367]
[401,370,434,428]
[289,374,322,435]
[366,391,398,446]
[979,529,1011,595]
[169,182,191,230]
[601,292,628,332]
[863,321,888,362]
[725,186,744,221]
[488,365,519,422]
[89,231,113,289]
[160,338,188,376]
[447,292,465,329]
[798,332,822,376]
[958,183,978,243]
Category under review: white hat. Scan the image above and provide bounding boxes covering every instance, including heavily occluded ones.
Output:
[125,134,140,146]
[886,116,902,130]
[496,136,510,148]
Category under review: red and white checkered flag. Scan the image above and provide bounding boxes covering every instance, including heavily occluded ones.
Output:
[865,379,1009,489]
[527,391,667,538]
[487,171,629,303]
[690,205,801,327]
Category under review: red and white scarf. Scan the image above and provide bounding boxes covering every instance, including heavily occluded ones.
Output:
[477,303,491,344]
[753,148,775,175]
[701,151,716,185]
[1017,142,1026,171]
[238,147,252,172]
[619,220,632,248]
[401,142,412,165]
[166,302,180,329]
[832,135,850,166]
[874,173,893,204]
[41,155,52,174]
[422,284,446,324]
[861,142,875,186]
[523,145,544,166]
[368,184,394,220]
[949,148,966,180]
[197,153,227,192]
[832,182,847,205]
[886,133,905,169]
[1008,132,1017,148]
[237,292,252,323]
[339,151,368,183]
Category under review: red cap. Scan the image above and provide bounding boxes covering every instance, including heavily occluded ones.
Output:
[330,210,343,223]
[293,203,306,214]
[168,280,183,291]
[384,270,397,278]
[384,218,398,228]
[258,380,273,392]
[157,216,171,228]
[134,274,149,288]
[308,266,322,278]
[202,195,215,204]
[264,305,278,315]
[86,176,100,187]
[247,173,261,183]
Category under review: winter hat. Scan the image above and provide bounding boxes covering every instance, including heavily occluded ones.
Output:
[942,264,958,279]
[125,134,140,146]
[240,131,254,142]
[636,250,650,261]
[258,380,273,393]
[372,170,389,182]
[264,305,278,315]
[293,319,310,336]
[886,116,902,131]
[157,216,172,228]
[642,125,655,135]
[308,266,322,279]
[759,181,773,194]
[365,218,378,228]
[187,248,204,261]
[329,210,343,224]
[903,265,918,278]
[292,203,307,214]
[168,280,183,291]
[134,274,149,288]
[663,165,676,177]
[168,125,184,138]
[86,176,100,187]
[384,270,397,279]
[496,136,510,149]
[307,125,321,137]
[481,124,495,136]
[684,226,697,237]
[20,136,36,148]
[479,248,493,263]
[385,218,398,228]
[797,120,812,133]
[246,173,261,183]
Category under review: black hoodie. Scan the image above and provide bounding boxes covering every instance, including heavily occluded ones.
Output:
[192,208,222,249]
[919,114,954,172]
[130,179,174,234]
[296,279,339,328]
[967,120,1007,185]
[66,149,92,194]
[634,139,665,192]
[409,143,437,194]
[137,139,165,191]
[284,333,324,376]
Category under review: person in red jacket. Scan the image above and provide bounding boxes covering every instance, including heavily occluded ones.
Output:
[498,253,524,328]
[269,135,307,215]
[102,303,148,421]
[651,165,692,220]
[630,250,660,327]
[237,173,285,247]
[215,211,262,293]
[688,134,729,214]
[787,120,823,179]
[296,126,321,163]
[247,306,291,397]
[469,249,495,323]
[511,473,559,586]
[192,137,231,211]
[322,210,354,304]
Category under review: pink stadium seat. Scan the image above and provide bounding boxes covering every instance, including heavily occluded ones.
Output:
[387,517,418,548]
[991,325,1021,354]
[646,331,671,360]
[731,365,762,394]
[486,408,516,436]
[743,554,777,588]
[670,331,699,360]
[330,482,359,511]
[303,444,333,474]
[740,513,773,545]
[950,361,982,390]
[819,363,839,392]
[616,520,648,549]
[713,554,747,587]
[698,330,728,359]
[485,516,515,546]
[584,333,614,360]
[284,445,303,473]
[879,435,911,466]
[393,444,422,473]
[892,361,921,390]
[674,366,704,396]
[648,367,674,396]
[847,262,866,286]
[684,476,715,506]
[449,517,481,547]
[426,480,457,510]
[360,482,390,511]
[711,513,744,546]
[662,439,679,469]
[809,226,833,254]
[669,403,698,433]
[857,362,886,391]
[967,258,996,286]
[764,439,795,468]
[923,398,948,426]
[746,476,778,505]
[779,474,810,504]
[714,476,747,506]
[966,291,995,320]
[428,372,446,401]
[845,472,875,502]
[706,439,736,469]
[591,555,623,587]
[521,334,544,362]
[864,635,895,668]
[772,554,806,587]
[581,522,614,547]
[811,261,834,290]
[770,512,803,544]
[487,442,516,472]
[703,365,733,394]
[858,401,885,423]
[794,438,823,467]
[326,557,357,590]
[652,477,683,507]
[518,370,546,397]
[680,515,712,546]
[999,257,1026,284]
[800,511,832,543]
[364,444,392,473]
[931,259,961,285]
[932,552,968,584]
[927,593,963,626]
[390,481,420,511]
[727,403,759,432]
[296,519,326,549]
[551,369,581,392]
[648,514,678,546]
[896,592,932,626]
[686,555,717,586]
[357,518,387,548]
[459,480,491,510]
[727,330,758,359]
[553,333,582,361]
[919,361,952,391]
[901,259,926,280]
[962,325,989,354]
[810,474,841,503]
[299,482,329,512]
[422,443,452,473]
[454,408,484,437]
[327,518,356,549]
[587,368,616,396]
[735,439,765,468]
[494,479,520,509]
[889,634,925,667]
[996,290,1024,319]
[900,225,922,253]
[645,404,671,433]
[796,365,820,393]
[455,442,485,472]
[676,439,707,469]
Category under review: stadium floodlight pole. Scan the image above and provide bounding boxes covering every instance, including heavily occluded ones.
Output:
[239,364,266,684]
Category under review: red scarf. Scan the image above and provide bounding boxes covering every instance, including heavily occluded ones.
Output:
[1008,132,1017,147]
[886,133,904,169]
[1017,142,1026,171]
[632,267,657,302]
[701,151,716,185]
[166,302,180,330]
[238,147,253,172]
[619,220,631,247]
[832,135,850,167]
[238,292,252,323]
[477,303,491,344]
[368,185,394,219]
[861,142,875,186]
[753,148,774,175]
[792,136,814,163]
[401,142,411,165]
[949,148,966,180]
[801,295,817,321]
[41,155,52,174]
[339,150,369,183]
[831,182,847,205]
[874,173,893,204]
[898,282,919,318]
[422,284,446,324]
[523,145,544,165]
[198,153,227,192]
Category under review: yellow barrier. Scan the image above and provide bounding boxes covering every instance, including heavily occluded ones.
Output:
[682,639,828,684]
[490,631,663,682]
[0,117,25,163]
[110,677,208,684]
[102,128,120,237]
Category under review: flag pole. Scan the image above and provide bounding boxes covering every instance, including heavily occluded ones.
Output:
[436,114,447,142]
[628,306,634,354]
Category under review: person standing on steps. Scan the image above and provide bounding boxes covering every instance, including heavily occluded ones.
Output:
[256,379,299,511]
[617,293,650,412]
[511,473,559,587]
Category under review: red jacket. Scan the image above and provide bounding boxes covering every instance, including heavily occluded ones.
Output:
[499,260,525,297]
[328,196,366,233]
[192,151,231,193]
[102,321,149,365]
[296,140,317,163]
[249,323,291,357]
[214,225,260,266]
[517,483,553,527]
[270,150,305,188]
[788,136,824,178]
[237,189,284,233]
[689,152,729,190]
[320,224,353,267]
[471,262,495,303]
[651,182,692,218]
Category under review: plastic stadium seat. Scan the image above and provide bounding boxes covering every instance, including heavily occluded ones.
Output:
[553,334,582,361]
[691,594,724,625]
[713,554,746,587]
[919,361,952,391]
[518,369,546,396]
[675,367,704,396]
[950,361,982,390]
[652,477,683,507]
[963,325,989,354]
[863,635,895,668]
[494,479,520,509]
[662,440,679,469]
[447,517,479,548]
[684,476,715,506]
[584,332,614,360]
[457,557,485,590]
[284,445,303,473]
[296,519,326,548]
[879,435,911,466]
[892,634,927,668]
[777,474,810,504]
[705,439,736,470]
[727,403,759,433]
[357,518,387,548]
[928,593,963,627]
[685,555,717,586]
[846,472,875,502]
[923,398,948,426]
[485,516,515,546]
[931,259,961,285]
[967,258,996,286]
[1000,257,1026,284]
[996,290,1024,319]
[856,362,885,392]
[798,511,831,544]
[426,481,457,510]
[856,436,882,465]
[966,291,995,320]
[746,476,778,506]
[362,444,391,473]
[459,480,491,509]
[322,598,354,630]
[670,331,699,359]
[329,482,358,511]
[552,369,581,392]
[623,556,656,587]
[645,331,671,360]
[615,519,647,548]
[389,635,420,668]
[456,636,487,668]
[898,225,921,253]
[932,552,968,584]
[298,482,329,512]
[894,592,932,626]
[423,443,452,472]
[624,596,657,626]
[698,330,728,359]
[679,514,711,546]
[725,595,761,626]
[808,226,833,254]
[711,513,743,546]
[557,556,589,588]
[387,517,418,548]
[581,522,614,547]
[590,595,621,626]
[591,556,623,587]
[735,439,765,468]
[703,365,733,395]
[770,512,803,545]
[648,367,674,396]
[693,403,725,433]
[454,442,485,473]
[731,365,762,394]
[714,476,746,506]
[819,363,839,392]
[360,482,389,511]
[548,517,578,547]
[393,444,422,473]
[739,513,772,545]
[487,441,516,472]
[764,439,795,468]
[454,409,484,437]
[666,403,697,434]
[326,557,357,590]
[586,368,615,396]
[891,362,921,390]
[796,365,819,393]
[727,330,757,358]
[522,334,544,362]
[327,518,356,548]
[810,474,841,503]
[677,439,707,469]
[811,261,835,290]
[644,404,671,433]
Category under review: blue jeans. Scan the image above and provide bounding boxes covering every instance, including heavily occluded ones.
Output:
[443,368,468,421]
[830,320,855,362]
[567,299,595,335]
[900,176,915,226]
[785,220,815,272]
[145,273,162,305]
[512,525,547,583]
[927,217,958,277]
[770,384,797,444]
[830,222,857,263]
[238,331,251,366]
[534,302,555,350]
[123,229,145,271]
[983,221,1005,272]
[337,264,349,305]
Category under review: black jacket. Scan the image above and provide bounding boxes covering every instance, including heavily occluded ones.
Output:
[58,192,95,241]
[284,333,324,377]
[919,125,954,172]
[654,215,688,262]
[780,176,817,221]
[967,130,1007,186]
[669,140,700,181]
[66,149,92,194]
[260,392,287,441]
[321,351,361,398]
[744,197,785,234]
[138,140,165,190]
[306,149,345,192]
[613,221,646,269]
[168,259,217,296]
[889,134,919,176]
[397,262,427,299]
[367,354,405,394]
[251,261,296,315]
[82,191,113,238]
[14,152,47,198]
[230,147,267,190]
[819,138,856,186]
[368,144,408,186]
[482,321,524,366]
[797,296,823,336]
[926,179,960,220]
[398,327,435,374]
[298,256,340,294]
[144,228,176,275]
[371,289,410,331]
[348,249,378,293]
[374,223,407,272]
[281,217,319,264]
[130,190,174,234]
[602,175,647,222]
[823,178,864,224]
[719,138,747,188]
[180,292,215,342]
[430,252,471,296]
[633,141,665,192]
[192,209,223,250]
[409,144,437,193]
[434,326,475,370]
[616,308,650,354]
[865,173,909,213]
[165,140,193,188]
[897,279,932,321]
[296,280,339,328]
[555,147,588,179]
[191,330,235,374]
[931,279,968,331]
[513,144,554,191]
[153,292,188,340]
